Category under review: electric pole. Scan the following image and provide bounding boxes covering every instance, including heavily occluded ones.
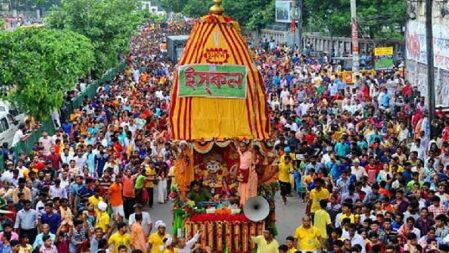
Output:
[425,0,435,138]
[350,0,360,77]
[297,0,303,51]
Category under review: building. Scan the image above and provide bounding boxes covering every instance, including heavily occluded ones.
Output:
[405,0,449,106]
[141,1,165,15]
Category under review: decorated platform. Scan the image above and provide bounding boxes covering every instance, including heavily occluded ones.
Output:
[168,1,277,252]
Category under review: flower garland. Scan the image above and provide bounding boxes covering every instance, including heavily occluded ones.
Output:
[190,213,249,222]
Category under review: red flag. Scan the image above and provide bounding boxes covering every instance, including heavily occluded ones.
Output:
[290,19,296,32]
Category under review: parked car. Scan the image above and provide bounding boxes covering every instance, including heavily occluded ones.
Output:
[0,111,22,146]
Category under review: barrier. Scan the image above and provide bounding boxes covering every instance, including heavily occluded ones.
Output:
[10,61,127,161]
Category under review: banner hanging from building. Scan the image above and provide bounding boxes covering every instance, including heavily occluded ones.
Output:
[406,20,449,71]
[178,64,247,99]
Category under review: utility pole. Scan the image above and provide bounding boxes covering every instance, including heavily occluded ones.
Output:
[425,0,435,138]
[297,0,303,51]
[350,0,360,77]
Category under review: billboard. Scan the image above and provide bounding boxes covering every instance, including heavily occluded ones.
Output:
[406,20,449,105]
[374,47,394,70]
[406,20,449,71]
[275,0,293,23]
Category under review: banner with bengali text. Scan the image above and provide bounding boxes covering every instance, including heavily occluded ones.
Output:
[178,64,247,99]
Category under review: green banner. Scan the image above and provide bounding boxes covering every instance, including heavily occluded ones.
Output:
[178,64,247,98]
[375,57,395,70]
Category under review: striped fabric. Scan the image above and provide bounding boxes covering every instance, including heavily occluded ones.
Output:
[169,14,271,141]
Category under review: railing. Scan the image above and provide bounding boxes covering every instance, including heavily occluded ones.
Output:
[8,61,127,167]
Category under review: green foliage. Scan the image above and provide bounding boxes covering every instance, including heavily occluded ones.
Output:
[160,0,186,13]
[180,0,275,30]
[0,28,95,121]
[144,11,165,23]
[303,0,406,39]
[181,0,210,18]
[222,0,274,30]
[6,0,61,11]
[45,0,145,75]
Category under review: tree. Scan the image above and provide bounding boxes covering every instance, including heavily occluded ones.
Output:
[45,0,145,76]
[182,0,210,18]
[181,0,274,30]
[303,0,406,39]
[160,0,186,13]
[0,27,95,121]
[5,0,61,12]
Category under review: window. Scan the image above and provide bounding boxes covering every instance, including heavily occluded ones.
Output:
[0,118,9,133]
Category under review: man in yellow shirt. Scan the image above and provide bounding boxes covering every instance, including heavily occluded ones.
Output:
[108,222,131,253]
[307,178,330,215]
[88,190,103,211]
[285,236,297,253]
[148,220,170,253]
[294,216,324,252]
[251,228,280,253]
[337,202,355,227]
[279,155,294,205]
[95,201,110,233]
[162,236,178,253]
[313,200,332,239]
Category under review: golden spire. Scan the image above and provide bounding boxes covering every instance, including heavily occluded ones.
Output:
[209,0,224,15]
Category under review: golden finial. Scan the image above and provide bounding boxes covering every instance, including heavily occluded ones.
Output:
[209,0,224,15]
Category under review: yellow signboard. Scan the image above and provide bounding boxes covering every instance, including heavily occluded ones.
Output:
[374,47,394,56]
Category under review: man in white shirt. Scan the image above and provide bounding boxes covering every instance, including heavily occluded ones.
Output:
[12,124,29,147]
[60,148,74,165]
[1,161,14,182]
[279,88,290,102]
[343,224,366,253]
[39,131,54,156]
[351,159,367,181]
[128,204,152,236]
[73,150,87,169]
[58,171,70,189]
[49,179,68,199]
[177,232,200,253]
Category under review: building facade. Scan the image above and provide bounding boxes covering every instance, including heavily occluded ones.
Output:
[405,0,449,106]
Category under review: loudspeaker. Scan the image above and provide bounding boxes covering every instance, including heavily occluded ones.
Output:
[243,196,270,222]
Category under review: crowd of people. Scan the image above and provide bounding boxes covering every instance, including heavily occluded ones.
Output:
[249,39,449,253]
[1,14,449,253]
[2,21,199,253]
[1,15,43,30]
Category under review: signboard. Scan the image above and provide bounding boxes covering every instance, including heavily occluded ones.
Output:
[374,47,394,70]
[374,47,393,56]
[339,70,376,84]
[178,64,247,99]
[275,0,293,23]
[406,20,449,71]
[374,58,395,70]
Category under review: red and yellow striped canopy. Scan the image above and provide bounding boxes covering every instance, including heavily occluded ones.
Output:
[169,14,270,141]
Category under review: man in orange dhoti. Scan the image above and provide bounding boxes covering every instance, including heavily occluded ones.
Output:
[174,141,194,200]
[235,142,258,206]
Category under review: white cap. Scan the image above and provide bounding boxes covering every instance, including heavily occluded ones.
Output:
[165,236,173,246]
[98,201,107,211]
[155,220,166,229]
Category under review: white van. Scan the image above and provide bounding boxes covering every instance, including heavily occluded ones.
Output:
[0,111,21,146]
[0,101,25,123]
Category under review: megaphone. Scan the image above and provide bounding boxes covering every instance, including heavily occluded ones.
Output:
[243,196,270,222]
